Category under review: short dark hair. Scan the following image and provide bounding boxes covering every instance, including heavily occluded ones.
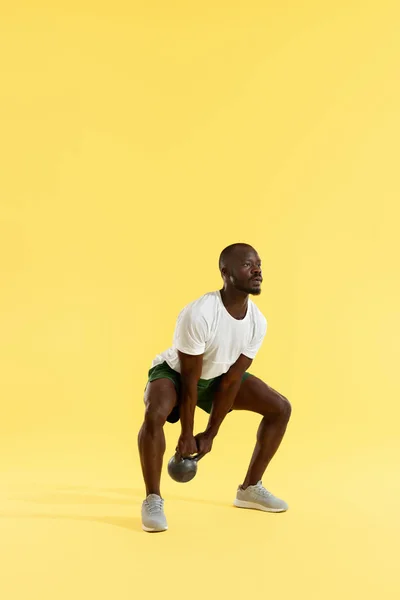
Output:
[219,243,255,271]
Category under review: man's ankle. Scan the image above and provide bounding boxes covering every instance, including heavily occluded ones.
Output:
[146,490,161,498]
[240,480,258,491]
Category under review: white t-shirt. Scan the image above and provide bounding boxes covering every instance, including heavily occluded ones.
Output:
[151,290,267,380]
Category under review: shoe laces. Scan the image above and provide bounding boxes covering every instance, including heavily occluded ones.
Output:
[146,495,164,515]
[254,481,272,498]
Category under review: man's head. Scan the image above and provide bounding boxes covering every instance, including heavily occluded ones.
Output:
[219,243,263,296]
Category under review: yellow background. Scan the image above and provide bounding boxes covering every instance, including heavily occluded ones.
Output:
[1,1,399,598]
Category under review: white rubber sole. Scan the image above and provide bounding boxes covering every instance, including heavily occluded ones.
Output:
[142,524,168,533]
[233,498,288,513]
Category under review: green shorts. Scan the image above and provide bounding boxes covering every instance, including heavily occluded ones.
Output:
[146,361,252,424]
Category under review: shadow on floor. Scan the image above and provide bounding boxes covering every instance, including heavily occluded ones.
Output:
[0,478,291,535]
[8,484,231,509]
[0,512,143,532]
[0,483,233,533]
[62,485,231,508]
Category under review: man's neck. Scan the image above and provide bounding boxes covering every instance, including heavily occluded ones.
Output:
[220,287,249,320]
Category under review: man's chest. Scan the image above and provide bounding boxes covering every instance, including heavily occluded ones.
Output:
[204,319,252,361]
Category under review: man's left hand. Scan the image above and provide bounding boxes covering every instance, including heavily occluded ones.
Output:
[194,431,214,460]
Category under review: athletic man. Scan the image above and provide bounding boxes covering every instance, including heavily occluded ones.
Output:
[138,243,291,532]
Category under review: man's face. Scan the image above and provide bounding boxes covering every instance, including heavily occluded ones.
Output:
[224,248,263,295]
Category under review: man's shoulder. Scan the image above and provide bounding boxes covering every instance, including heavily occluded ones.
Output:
[249,299,267,328]
[180,291,219,319]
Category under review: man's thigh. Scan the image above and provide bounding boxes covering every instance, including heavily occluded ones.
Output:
[232,374,289,416]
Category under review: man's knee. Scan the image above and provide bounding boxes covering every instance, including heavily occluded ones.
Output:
[280,397,292,422]
[143,379,177,429]
[144,404,169,428]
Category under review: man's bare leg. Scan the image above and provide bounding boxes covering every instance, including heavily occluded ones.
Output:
[138,378,177,532]
[138,379,177,496]
[232,375,291,512]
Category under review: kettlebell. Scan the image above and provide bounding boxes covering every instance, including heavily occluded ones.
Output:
[167,452,199,483]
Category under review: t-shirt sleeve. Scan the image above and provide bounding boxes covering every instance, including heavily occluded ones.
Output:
[242,315,267,359]
[173,306,208,355]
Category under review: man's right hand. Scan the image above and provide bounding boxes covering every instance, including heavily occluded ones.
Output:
[176,433,198,458]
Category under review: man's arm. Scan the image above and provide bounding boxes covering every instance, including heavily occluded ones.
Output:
[177,350,203,457]
[195,354,252,459]
[206,354,252,436]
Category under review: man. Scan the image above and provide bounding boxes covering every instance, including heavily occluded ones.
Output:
[138,243,291,532]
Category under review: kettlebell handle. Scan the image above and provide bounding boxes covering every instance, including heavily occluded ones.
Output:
[174,451,200,463]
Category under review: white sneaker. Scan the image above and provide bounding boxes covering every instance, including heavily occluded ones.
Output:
[234,480,288,513]
[141,494,168,532]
